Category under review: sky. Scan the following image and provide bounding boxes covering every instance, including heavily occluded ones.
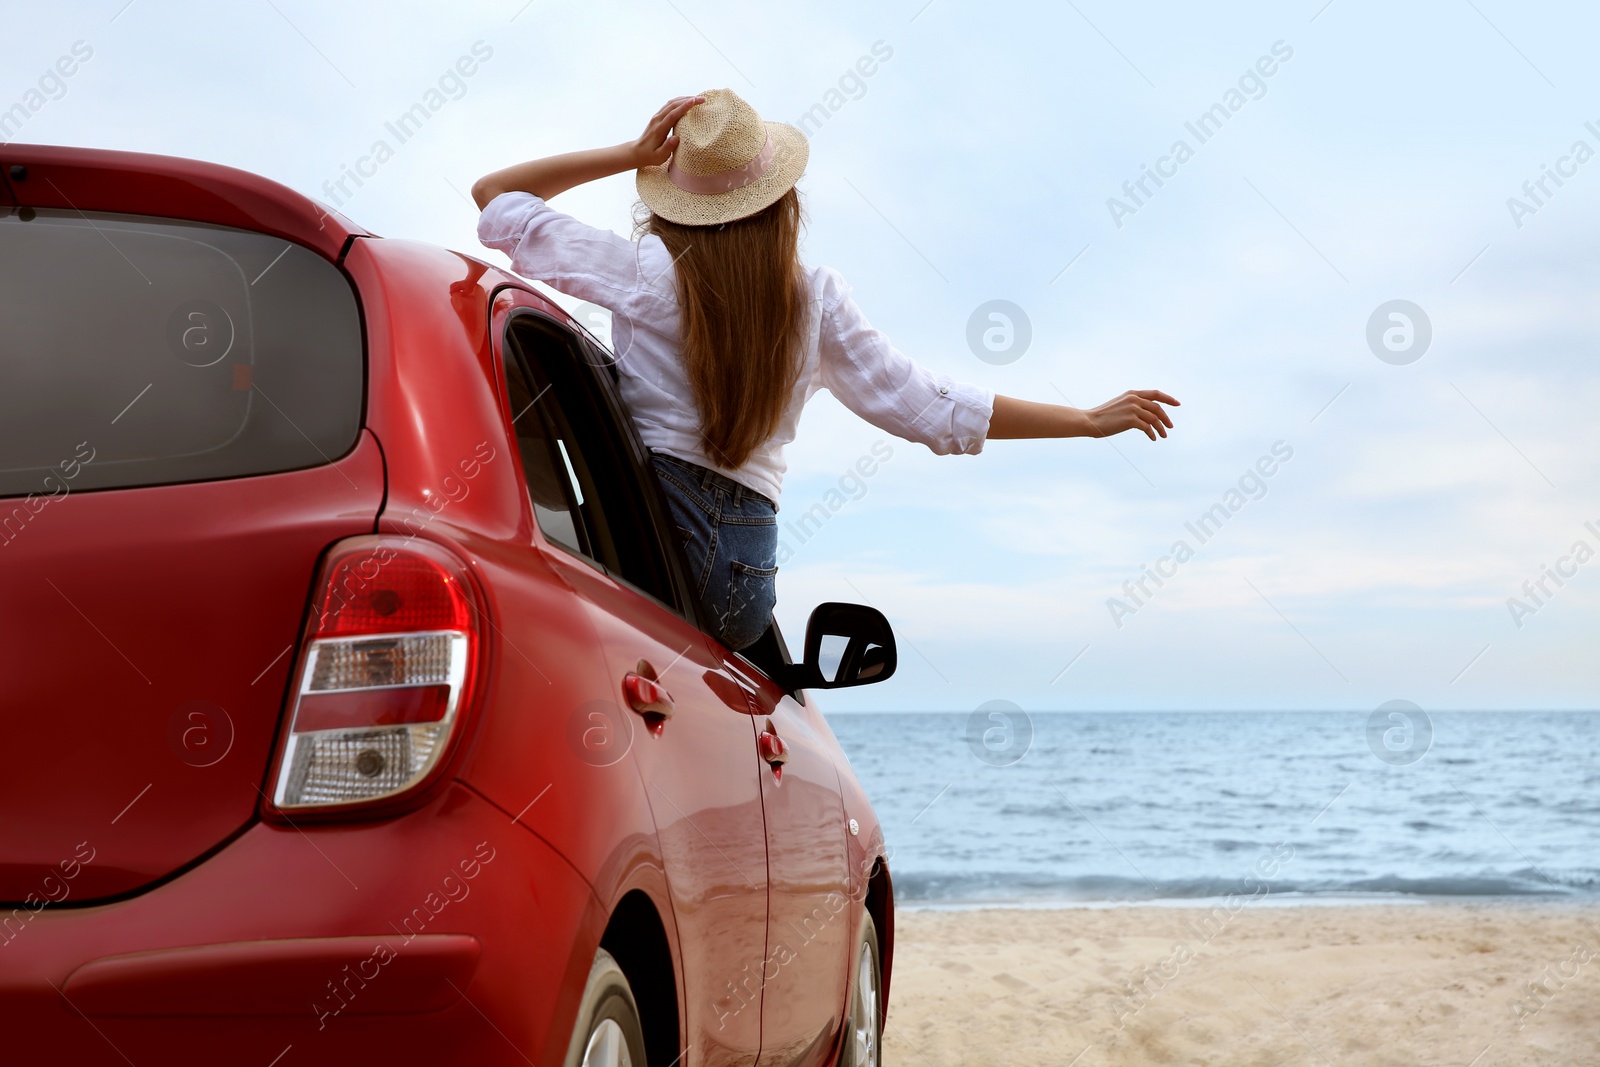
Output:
[8,0,1598,712]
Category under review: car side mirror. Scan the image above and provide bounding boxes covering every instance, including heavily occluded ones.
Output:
[780,602,897,692]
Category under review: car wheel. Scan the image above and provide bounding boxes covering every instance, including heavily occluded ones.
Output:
[563,949,648,1067]
[841,911,882,1067]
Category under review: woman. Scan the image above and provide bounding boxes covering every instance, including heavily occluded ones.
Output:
[474,89,1178,651]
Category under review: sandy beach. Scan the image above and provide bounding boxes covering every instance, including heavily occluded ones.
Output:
[883,903,1600,1066]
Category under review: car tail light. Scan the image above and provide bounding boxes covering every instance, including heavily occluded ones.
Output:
[269,537,482,813]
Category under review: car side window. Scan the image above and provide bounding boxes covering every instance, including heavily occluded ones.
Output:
[501,344,587,556]
[502,315,680,610]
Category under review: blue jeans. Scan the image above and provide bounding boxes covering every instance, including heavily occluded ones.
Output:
[650,453,778,651]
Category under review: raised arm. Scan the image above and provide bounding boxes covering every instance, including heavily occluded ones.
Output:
[988,391,1180,441]
[471,95,705,209]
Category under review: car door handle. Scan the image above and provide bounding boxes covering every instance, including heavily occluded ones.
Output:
[758,719,788,780]
[623,669,674,736]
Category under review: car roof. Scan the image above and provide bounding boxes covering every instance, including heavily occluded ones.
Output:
[0,144,367,262]
[0,143,549,300]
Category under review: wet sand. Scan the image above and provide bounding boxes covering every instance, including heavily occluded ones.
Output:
[884,903,1600,1066]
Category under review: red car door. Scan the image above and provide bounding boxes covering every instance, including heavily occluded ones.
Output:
[715,654,852,1067]
[587,581,768,1067]
[495,301,769,1067]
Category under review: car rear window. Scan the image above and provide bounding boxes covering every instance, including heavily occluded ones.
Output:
[0,208,363,498]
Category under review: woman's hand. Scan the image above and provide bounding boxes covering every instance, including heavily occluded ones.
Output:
[1084,390,1181,440]
[988,391,1180,441]
[630,95,706,168]
[471,94,706,209]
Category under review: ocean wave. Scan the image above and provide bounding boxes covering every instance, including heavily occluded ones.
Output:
[829,711,1600,908]
[889,869,1588,904]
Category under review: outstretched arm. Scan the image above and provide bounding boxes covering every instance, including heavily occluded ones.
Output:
[988,391,1180,441]
[471,95,705,209]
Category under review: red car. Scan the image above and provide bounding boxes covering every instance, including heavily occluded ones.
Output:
[0,146,897,1067]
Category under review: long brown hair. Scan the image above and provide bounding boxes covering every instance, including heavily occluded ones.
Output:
[639,189,807,470]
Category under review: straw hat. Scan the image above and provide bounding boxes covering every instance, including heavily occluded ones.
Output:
[637,89,809,226]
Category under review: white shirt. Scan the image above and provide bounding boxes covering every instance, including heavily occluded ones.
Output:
[477,191,993,506]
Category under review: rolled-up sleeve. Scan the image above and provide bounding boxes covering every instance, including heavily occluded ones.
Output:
[816,270,993,455]
[476,191,653,305]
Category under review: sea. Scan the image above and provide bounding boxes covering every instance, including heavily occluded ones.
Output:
[827,711,1600,907]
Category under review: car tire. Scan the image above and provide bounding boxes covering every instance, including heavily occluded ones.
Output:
[563,949,648,1067]
[840,911,882,1067]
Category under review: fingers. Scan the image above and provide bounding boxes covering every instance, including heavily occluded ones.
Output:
[646,99,703,143]
[652,103,688,129]
[1088,391,1179,441]
[671,97,705,124]
[1111,408,1158,440]
[647,96,704,139]
[1115,392,1176,441]
[659,96,705,122]
[1134,397,1173,429]
[655,95,699,116]
[1110,395,1171,440]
